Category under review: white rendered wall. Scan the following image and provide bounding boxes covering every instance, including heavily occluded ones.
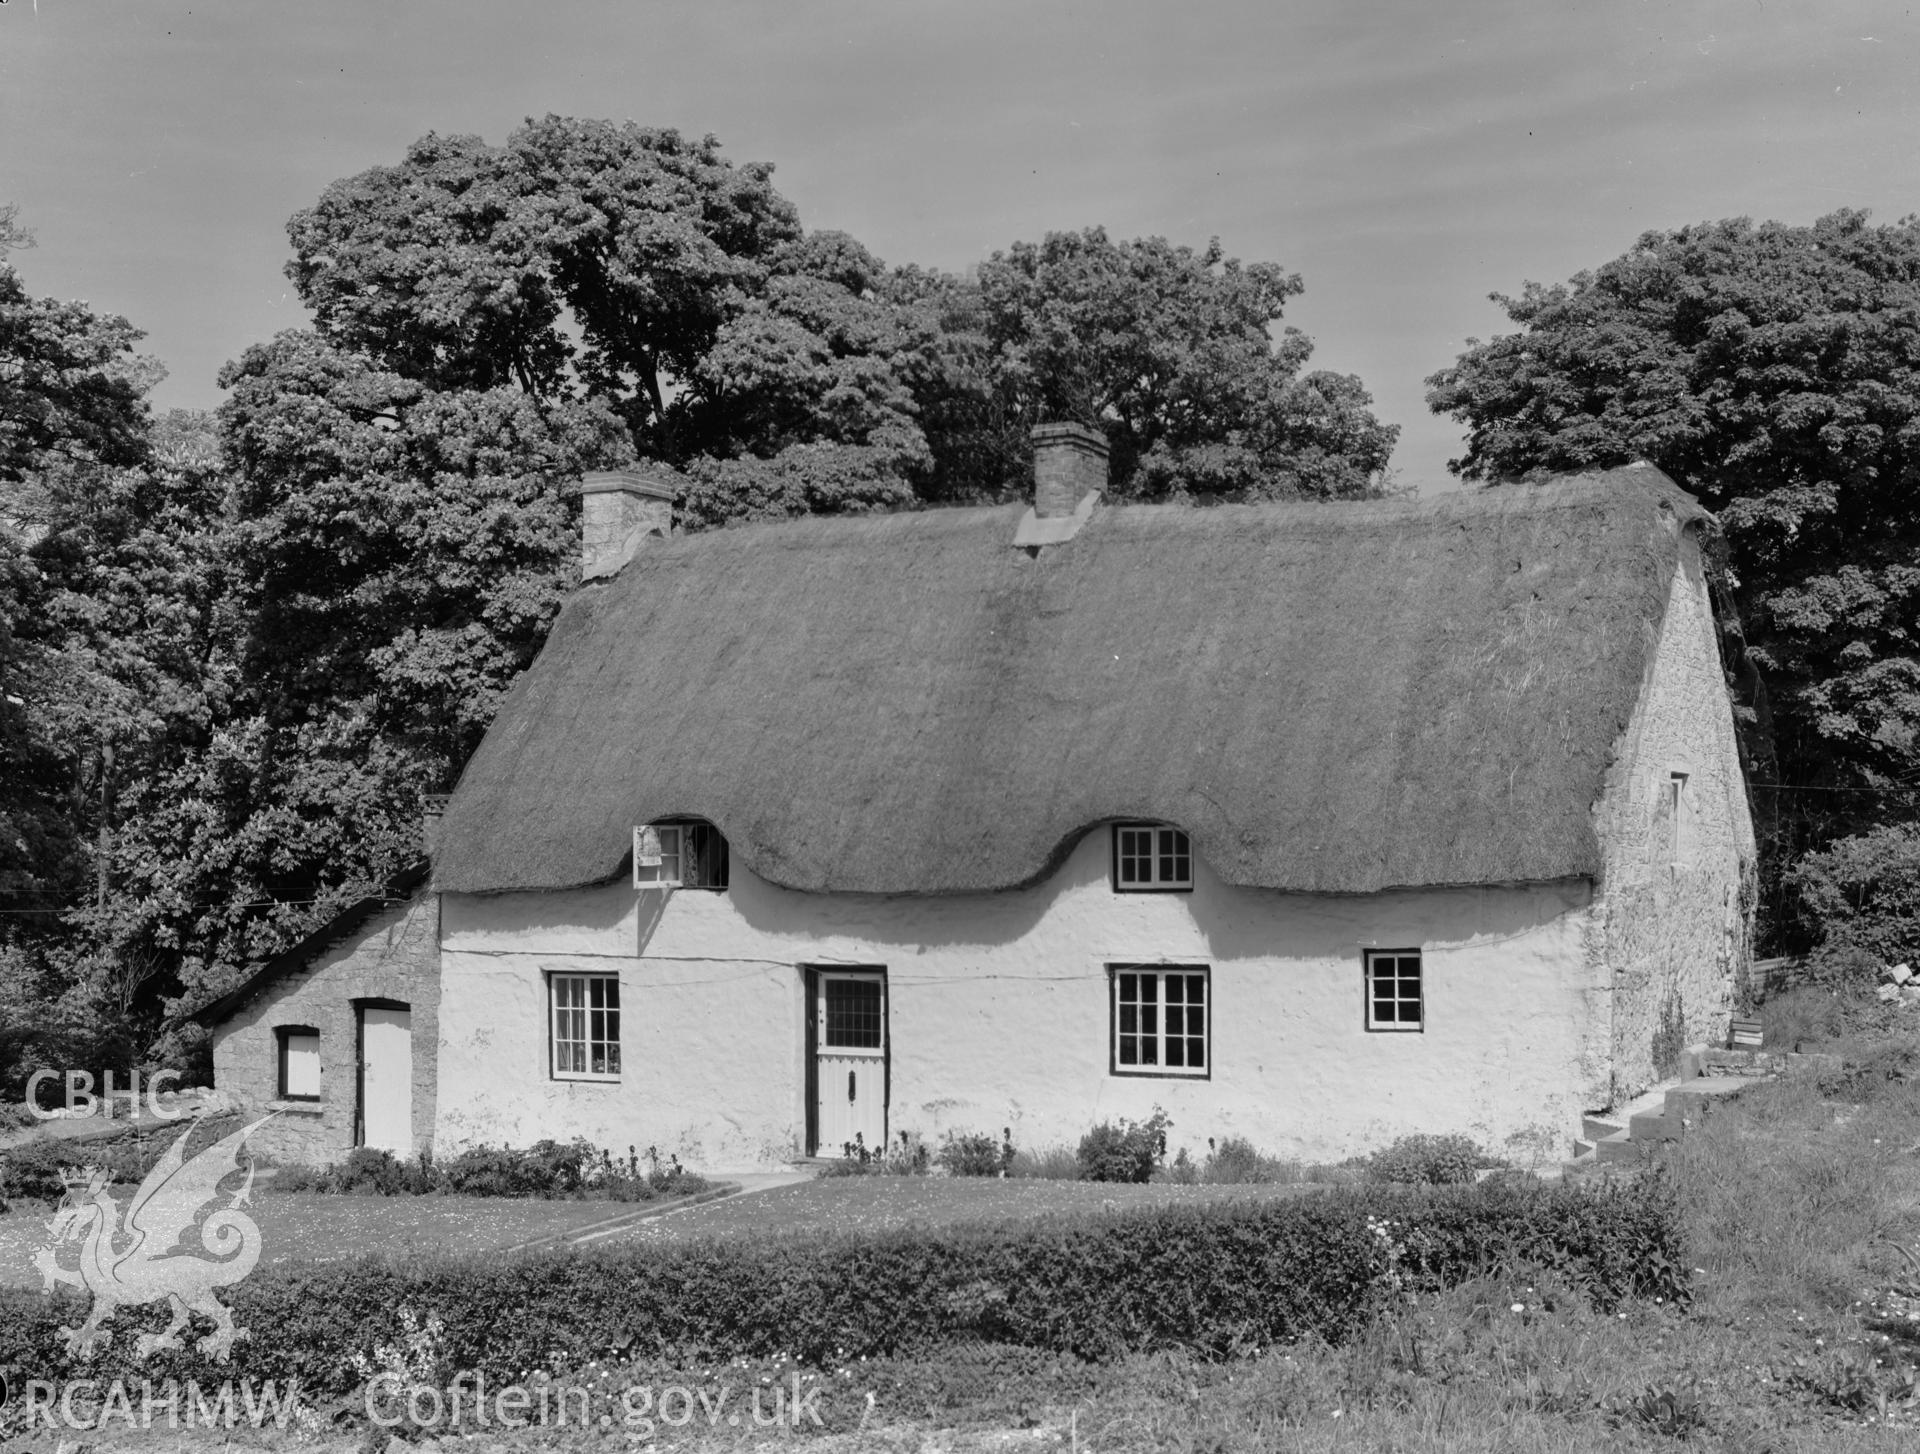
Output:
[437,839,1600,1171]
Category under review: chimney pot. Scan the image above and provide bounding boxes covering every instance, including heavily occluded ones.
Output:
[1030,422,1110,518]
[579,468,679,580]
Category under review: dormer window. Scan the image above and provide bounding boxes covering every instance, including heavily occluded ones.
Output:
[633,820,730,890]
[1112,823,1192,892]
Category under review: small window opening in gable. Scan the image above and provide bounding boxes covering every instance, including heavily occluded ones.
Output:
[632,820,730,890]
[1365,950,1423,1032]
[1112,823,1192,891]
[276,1026,321,1101]
[1665,771,1689,863]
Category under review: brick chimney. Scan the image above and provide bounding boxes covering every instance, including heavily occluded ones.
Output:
[579,468,678,581]
[1014,422,1108,548]
[1031,422,1109,518]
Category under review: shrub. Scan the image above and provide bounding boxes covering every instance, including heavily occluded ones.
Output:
[330,1147,438,1196]
[0,1174,1688,1396]
[0,1100,39,1132]
[1007,1144,1079,1179]
[269,1162,331,1194]
[1361,1134,1495,1186]
[1170,1134,1351,1186]
[1077,1107,1169,1183]
[1788,823,1920,973]
[266,1139,702,1200]
[938,1128,1014,1177]
[1760,982,1879,1051]
[821,1130,931,1177]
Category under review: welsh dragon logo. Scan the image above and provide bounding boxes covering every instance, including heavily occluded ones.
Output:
[33,1115,274,1362]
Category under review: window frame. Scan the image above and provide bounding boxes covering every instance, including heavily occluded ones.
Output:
[548,972,623,1082]
[632,820,730,891]
[1665,771,1689,864]
[1364,949,1424,1033]
[1110,823,1194,893]
[275,1025,322,1102]
[1107,963,1212,1079]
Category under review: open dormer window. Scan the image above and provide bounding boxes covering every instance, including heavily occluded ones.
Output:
[1112,823,1192,891]
[633,820,730,890]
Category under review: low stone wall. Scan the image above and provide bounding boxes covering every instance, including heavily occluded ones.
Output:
[1678,1043,1842,1080]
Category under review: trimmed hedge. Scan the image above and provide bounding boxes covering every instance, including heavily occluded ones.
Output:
[0,1176,1685,1397]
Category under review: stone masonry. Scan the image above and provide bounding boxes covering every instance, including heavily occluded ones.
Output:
[210,889,440,1166]
[580,469,677,580]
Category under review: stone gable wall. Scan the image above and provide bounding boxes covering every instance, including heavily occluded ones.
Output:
[210,891,439,1166]
[1590,536,1756,1106]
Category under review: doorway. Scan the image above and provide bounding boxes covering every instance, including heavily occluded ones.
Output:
[356,1000,413,1155]
[806,969,887,1157]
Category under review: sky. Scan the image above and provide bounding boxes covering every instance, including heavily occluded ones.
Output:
[3,0,1919,493]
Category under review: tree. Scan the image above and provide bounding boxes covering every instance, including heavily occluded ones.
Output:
[108,330,630,991]
[286,120,927,528]
[0,250,151,489]
[1425,210,1920,938]
[0,221,155,925]
[966,228,1398,502]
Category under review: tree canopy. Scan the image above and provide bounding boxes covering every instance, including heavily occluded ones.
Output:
[288,128,1397,520]
[972,228,1398,502]
[1426,209,1920,927]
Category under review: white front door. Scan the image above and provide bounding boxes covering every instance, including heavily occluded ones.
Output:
[815,971,886,1157]
[359,1005,413,1155]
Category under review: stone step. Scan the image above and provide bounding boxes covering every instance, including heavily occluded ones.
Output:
[1594,1130,1647,1165]
[1628,1110,1681,1142]
[1664,1075,1754,1124]
[1582,1114,1625,1142]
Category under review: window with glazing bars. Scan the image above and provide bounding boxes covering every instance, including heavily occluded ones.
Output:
[1110,965,1209,1076]
[1112,824,1193,890]
[1365,949,1423,1031]
[551,973,621,1077]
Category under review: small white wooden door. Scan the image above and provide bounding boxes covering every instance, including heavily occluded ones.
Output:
[815,972,886,1156]
[359,1005,413,1155]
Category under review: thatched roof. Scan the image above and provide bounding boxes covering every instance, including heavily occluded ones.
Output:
[436,466,1713,897]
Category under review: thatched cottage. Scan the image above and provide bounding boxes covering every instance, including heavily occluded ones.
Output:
[406,431,1755,1170]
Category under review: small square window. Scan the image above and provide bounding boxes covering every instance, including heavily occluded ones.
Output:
[1112,824,1193,891]
[1110,965,1209,1076]
[1365,950,1423,1032]
[276,1027,321,1101]
[551,973,622,1079]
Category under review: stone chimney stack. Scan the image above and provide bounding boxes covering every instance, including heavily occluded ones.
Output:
[1031,422,1110,518]
[579,468,678,581]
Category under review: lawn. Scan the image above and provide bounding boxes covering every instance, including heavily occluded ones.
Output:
[595,1171,1319,1246]
[0,1190,684,1286]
